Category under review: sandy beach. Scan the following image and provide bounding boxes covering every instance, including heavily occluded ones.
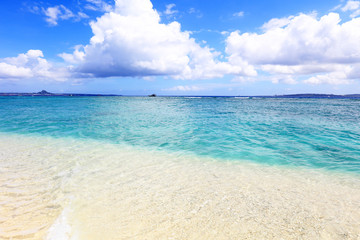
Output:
[1,134,359,239]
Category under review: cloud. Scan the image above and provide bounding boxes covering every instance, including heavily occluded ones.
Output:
[188,7,203,18]
[164,85,204,91]
[226,12,360,84]
[341,0,360,11]
[61,0,255,79]
[43,5,74,25]
[188,8,196,14]
[164,3,178,16]
[28,1,107,25]
[341,0,360,18]
[350,9,360,17]
[27,5,41,14]
[226,13,360,65]
[0,63,32,79]
[15,0,360,87]
[271,75,297,84]
[233,11,244,17]
[43,5,88,26]
[163,82,242,92]
[84,0,112,12]
[304,72,351,85]
[59,45,85,64]
[261,16,294,31]
[0,50,70,81]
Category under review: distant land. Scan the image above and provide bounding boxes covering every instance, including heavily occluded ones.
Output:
[268,93,360,99]
[0,90,121,97]
[0,90,360,98]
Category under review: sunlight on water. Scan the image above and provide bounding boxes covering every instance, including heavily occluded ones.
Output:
[1,134,359,239]
[1,97,360,239]
[0,97,360,172]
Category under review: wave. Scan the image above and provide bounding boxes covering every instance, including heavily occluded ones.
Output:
[46,207,73,240]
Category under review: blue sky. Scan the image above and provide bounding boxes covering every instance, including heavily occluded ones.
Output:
[1,0,360,95]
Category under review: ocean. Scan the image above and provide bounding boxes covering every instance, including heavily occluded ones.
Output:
[0,96,360,239]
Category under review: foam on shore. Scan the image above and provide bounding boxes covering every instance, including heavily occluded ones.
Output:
[46,207,73,240]
[0,133,360,239]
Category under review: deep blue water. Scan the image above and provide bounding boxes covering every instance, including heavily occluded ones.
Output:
[1,96,360,172]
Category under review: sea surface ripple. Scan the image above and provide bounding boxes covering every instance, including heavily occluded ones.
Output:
[0,96,360,172]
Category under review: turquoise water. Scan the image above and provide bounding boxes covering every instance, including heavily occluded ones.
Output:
[1,96,360,172]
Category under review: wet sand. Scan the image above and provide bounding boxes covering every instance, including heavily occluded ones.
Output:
[1,134,360,239]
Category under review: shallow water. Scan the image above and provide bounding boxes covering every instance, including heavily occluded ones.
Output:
[0,97,360,239]
[0,134,360,239]
[1,96,360,172]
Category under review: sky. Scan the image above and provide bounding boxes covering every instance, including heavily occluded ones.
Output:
[1,0,360,95]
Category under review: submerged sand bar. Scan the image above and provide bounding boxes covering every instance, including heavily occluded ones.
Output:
[0,134,360,239]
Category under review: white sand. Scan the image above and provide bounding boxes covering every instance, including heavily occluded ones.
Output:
[0,134,360,239]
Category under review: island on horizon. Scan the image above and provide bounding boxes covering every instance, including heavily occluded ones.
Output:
[1,90,360,99]
[0,90,121,97]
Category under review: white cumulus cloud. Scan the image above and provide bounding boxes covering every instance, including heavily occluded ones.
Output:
[11,0,360,87]
[0,50,70,81]
[61,0,254,79]
[304,72,351,85]
[226,12,360,84]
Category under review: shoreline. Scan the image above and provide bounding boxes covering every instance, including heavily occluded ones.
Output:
[1,131,359,177]
[1,133,360,239]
